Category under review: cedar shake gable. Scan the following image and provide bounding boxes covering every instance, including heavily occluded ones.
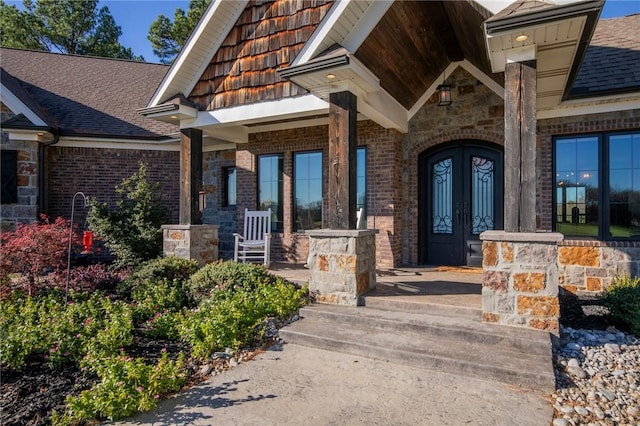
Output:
[0,48,177,140]
[189,0,334,110]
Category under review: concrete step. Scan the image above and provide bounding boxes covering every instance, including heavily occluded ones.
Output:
[279,304,555,392]
[363,295,483,321]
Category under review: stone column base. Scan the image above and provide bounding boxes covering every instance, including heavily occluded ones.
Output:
[306,229,378,306]
[162,224,219,266]
[480,231,564,334]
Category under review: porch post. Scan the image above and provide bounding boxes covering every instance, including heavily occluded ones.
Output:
[504,60,537,232]
[328,91,357,230]
[180,128,203,225]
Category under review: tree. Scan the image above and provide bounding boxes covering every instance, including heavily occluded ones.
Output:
[88,163,168,269]
[148,0,210,64]
[0,0,142,61]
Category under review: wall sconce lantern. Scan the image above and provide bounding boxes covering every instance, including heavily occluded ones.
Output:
[437,84,452,106]
[437,69,452,106]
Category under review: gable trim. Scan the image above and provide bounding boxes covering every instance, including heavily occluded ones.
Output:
[0,83,48,127]
[408,60,505,119]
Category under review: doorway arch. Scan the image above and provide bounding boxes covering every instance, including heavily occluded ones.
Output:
[418,141,504,266]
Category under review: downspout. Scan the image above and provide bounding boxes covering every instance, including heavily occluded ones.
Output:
[38,128,60,217]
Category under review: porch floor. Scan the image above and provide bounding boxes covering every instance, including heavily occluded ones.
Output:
[269,263,482,309]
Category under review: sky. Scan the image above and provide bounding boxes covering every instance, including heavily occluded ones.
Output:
[5,0,640,63]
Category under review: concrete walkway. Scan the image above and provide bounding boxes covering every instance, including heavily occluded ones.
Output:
[113,342,553,426]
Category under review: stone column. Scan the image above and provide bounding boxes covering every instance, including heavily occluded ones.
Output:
[480,230,563,334]
[162,224,219,266]
[307,229,378,305]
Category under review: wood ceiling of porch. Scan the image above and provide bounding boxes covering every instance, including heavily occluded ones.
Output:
[355,1,504,110]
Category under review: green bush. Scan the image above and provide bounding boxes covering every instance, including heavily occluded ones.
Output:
[123,256,199,296]
[0,294,133,369]
[56,350,185,424]
[603,275,640,336]
[179,281,308,360]
[88,163,169,269]
[188,260,275,303]
[131,278,191,324]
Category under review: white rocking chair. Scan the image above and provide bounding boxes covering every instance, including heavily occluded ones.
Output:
[234,208,272,267]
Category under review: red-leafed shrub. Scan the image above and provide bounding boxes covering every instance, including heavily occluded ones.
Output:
[0,215,81,296]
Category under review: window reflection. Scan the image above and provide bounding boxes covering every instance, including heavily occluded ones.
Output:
[610,133,640,237]
[258,154,283,232]
[294,151,323,232]
[554,137,599,237]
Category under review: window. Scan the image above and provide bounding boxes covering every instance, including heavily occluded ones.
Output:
[258,154,283,232]
[357,147,367,228]
[222,167,236,206]
[294,151,323,231]
[554,131,640,239]
[1,150,17,204]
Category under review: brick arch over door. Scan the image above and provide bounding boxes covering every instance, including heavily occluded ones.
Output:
[403,131,504,265]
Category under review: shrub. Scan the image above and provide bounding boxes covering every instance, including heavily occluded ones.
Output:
[603,275,640,336]
[121,256,199,298]
[87,163,168,269]
[0,215,80,297]
[131,277,191,324]
[57,350,186,423]
[179,280,308,360]
[188,261,274,303]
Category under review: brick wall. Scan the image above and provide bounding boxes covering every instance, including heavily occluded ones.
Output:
[537,109,640,231]
[202,149,237,259]
[1,104,39,229]
[402,66,506,265]
[45,146,180,224]
[235,122,403,267]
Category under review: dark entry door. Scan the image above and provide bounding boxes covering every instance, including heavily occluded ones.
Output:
[419,145,503,266]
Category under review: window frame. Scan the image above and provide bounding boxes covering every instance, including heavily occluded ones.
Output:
[221,166,236,207]
[257,153,284,232]
[1,150,18,204]
[293,149,324,233]
[552,130,640,241]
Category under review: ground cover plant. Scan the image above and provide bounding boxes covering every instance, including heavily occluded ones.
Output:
[1,248,307,425]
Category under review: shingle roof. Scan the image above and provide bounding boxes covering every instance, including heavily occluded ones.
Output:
[571,13,640,97]
[0,48,177,139]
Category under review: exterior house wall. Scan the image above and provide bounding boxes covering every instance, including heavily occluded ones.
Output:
[401,66,506,265]
[202,149,237,260]
[1,104,39,229]
[233,121,403,267]
[536,108,640,295]
[45,146,180,224]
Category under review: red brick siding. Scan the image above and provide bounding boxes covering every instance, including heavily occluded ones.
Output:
[45,146,180,223]
[236,121,403,267]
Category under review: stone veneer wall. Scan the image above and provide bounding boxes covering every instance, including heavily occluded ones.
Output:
[202,149,237,259]
[0,104,39,229]
[558,240,640,295]
[235,121,403,267]
[402,66,506,265]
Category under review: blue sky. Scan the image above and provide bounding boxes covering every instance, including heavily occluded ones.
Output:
[5,0,640,63]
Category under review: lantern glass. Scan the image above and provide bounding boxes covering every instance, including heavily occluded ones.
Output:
[198,190,207,211]
[437,84,452,106]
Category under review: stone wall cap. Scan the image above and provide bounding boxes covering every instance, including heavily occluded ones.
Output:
[161,224,220,230]
[480,230,564,243]
[306,229,379,237]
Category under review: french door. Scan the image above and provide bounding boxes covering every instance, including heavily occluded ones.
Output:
[419,144,503,266]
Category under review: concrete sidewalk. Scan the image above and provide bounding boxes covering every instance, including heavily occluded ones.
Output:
[112,342,553,426]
